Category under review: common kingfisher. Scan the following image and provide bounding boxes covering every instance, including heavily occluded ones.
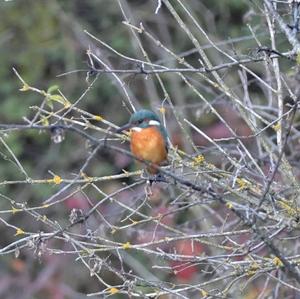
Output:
[117,109,168,174]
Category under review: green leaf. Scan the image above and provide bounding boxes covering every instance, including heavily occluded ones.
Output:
[296,52,300,65]
[47,85,59,94]
[48,94,71,108]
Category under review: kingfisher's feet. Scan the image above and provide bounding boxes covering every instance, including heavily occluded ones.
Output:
[148,173,168,185]
[141,170,168,185]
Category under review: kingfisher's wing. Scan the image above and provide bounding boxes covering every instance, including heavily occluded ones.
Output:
[159,125,169,153]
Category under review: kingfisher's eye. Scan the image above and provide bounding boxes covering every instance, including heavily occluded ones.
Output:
[137,119,143,124]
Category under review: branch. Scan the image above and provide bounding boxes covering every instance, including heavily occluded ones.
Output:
[1,122,300,283]
[264,0,300,53]
[57,53,290,78]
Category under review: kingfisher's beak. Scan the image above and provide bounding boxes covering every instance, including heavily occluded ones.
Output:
[116,122,133,133]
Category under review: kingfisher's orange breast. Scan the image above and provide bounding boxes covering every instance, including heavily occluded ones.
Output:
[130,126,167,167]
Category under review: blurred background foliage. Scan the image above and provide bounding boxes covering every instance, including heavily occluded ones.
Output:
[0,0,279,298]
[0,0,250,194]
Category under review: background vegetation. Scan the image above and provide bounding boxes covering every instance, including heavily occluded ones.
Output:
[1,0,300,298]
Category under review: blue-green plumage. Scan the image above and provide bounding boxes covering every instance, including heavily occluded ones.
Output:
[117,109,169,173]
[129,109,168,144]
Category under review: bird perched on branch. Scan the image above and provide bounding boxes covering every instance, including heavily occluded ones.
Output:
[117,109,168,175]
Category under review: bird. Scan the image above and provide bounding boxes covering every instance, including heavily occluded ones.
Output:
[117,109,168,174]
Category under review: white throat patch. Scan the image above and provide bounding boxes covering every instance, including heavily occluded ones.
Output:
[131,127,143,132]
[148,120,160,126]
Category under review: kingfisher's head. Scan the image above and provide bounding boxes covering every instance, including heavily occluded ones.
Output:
[117,109,162,132]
